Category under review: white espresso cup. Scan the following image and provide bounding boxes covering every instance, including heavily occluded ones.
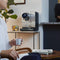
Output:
[16,38,22,45]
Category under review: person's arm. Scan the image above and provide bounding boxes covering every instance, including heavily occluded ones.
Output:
[0,50,11,58]
[0,50,19,60]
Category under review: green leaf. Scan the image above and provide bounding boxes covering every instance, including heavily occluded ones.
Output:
[9,14,17,19]
[5,9,8,12]
[0,10,2,13]
[5,15,9,19]
[7,9,14,14]
[2,12,9,19]
[2,12,7,16]
[8,0,15,5]
[7,4,10,8]
[0,0,18,20]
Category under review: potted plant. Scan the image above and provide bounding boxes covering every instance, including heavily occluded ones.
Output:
[0,0,17,22]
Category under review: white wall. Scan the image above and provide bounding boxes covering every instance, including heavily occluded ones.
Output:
[41,0,49,22]
[10,0,41,18]
[8,0,49,49]
[10,0,49,23]
[39,0,49,49]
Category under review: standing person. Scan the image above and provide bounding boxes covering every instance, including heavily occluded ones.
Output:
[0,0,22,60]
[55,0,60,22]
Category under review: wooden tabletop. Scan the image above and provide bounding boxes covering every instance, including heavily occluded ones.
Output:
[41,50,60,59]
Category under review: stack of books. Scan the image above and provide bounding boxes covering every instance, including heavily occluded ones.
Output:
[32,49,53,55]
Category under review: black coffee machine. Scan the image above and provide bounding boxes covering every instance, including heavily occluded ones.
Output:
[20,12,39,31]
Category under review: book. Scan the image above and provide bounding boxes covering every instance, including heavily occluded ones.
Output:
[32,49,53,55]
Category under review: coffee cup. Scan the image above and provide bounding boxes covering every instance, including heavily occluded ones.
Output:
[16,38,22,45]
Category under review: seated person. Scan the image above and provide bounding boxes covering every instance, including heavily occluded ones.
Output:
[0,0,41,60]
[0,0,23,60]
[55,0,60,22]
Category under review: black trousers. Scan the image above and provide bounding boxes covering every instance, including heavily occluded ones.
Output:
[21,53,41,60]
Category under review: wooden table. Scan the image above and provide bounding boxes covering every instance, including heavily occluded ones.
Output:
[41,51,60,60]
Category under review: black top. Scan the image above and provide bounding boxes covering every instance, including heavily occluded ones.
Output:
[55,3,60,22]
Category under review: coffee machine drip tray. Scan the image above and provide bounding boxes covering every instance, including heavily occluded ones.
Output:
[20,27,35,31]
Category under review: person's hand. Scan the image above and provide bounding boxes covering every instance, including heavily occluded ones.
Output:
[57,16,60,19]
[9,38,23,46]
[1,50,19,60]
[9,39,16,46]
